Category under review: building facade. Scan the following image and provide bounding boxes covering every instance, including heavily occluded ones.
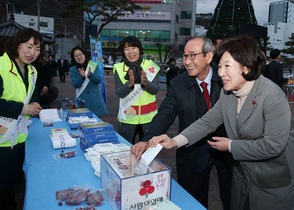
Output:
[266,0,294,57]
[99,0,199,63]
[268,0,294,23]
[12,12,80,61]
[13,12,54,37]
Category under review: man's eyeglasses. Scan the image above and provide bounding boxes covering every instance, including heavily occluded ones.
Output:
[182,52,203,60]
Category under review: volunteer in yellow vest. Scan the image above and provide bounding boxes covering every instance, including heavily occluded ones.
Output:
[0,28,44,209]
[114,36,160,144]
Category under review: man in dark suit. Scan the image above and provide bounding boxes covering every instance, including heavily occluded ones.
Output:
[165,58,180,90]
[57,54,69,82]
[131,36,232,209]
[46,55,58,84]
[264,49,288,89]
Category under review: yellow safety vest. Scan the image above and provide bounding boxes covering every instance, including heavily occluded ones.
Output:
[0,53,37,147]
[114,59,159,124]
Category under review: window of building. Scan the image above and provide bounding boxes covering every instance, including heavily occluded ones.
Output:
[161,0,173,3]
[119,30,130,37]
[101,29,110,37]
[181,11,192,19]
[176,14,179,23]
[101,29,170,42]
[179,44,185,52]
[110,30,120,38]
[29,22,34,26]
[180,28,190,35]
[132,0,172,4]
[39,21,48,28]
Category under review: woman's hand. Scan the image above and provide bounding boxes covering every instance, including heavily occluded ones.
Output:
[128,70,135,88]
[22,102,42,116]
[40,86,48,96]
[149,134,177,149]
[87,69,92,77]
[141,71,147,86]
[207,137,231,152]
[78,67,85,77]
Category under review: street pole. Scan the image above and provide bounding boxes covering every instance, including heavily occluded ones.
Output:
[37,0,40,32]
[191,0,197,37]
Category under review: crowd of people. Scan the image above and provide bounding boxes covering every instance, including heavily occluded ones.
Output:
[0,28,293,210]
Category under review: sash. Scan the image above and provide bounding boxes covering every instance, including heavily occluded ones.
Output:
[118,84,143,120]
[0,69,36,148]
[76,61,98,99]
[117,64,158,120]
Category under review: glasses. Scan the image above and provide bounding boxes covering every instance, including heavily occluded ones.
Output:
[74,53,84,58]
[182,52,203,60]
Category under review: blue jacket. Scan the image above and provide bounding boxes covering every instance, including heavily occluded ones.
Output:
[70,64,108,117]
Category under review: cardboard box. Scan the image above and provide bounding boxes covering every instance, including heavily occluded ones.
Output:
[101,151,171,210]
[80,136,119,151]
[78,122,114,134]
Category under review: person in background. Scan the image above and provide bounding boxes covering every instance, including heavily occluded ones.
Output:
[0,28,43,209]
[131,36,232,209]
[35,57,59,109]
[264,48,288,90]
[35,58,52,108]
[165,57,180,90]
[70,46,108,117]
[113,36,160,144]
[209,34,223,70]
[46,54,58,86]
[57,54,69,82]
[148,35,294,210]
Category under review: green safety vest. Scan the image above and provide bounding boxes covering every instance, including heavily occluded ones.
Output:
[114,59,159,124]
[0,53,37,147]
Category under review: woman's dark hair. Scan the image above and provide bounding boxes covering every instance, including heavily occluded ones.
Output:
[6,28,45,64]
[119,36,144,58]
[215,35,265,81]
[0,37,11,56]
[70,46,87,65]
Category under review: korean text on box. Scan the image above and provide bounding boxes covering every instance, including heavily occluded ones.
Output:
[100,151,171,210]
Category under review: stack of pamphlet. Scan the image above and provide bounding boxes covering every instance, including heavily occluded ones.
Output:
[67,108,96,129]
[79,122,119,151]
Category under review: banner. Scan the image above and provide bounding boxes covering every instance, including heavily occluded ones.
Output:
[90,36,107,103]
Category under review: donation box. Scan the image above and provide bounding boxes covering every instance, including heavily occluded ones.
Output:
[100,151,171,210]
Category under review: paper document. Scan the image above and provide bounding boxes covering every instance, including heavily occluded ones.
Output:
[84,61,97,77]
[141,144,163,165]
[39,109,62,123]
